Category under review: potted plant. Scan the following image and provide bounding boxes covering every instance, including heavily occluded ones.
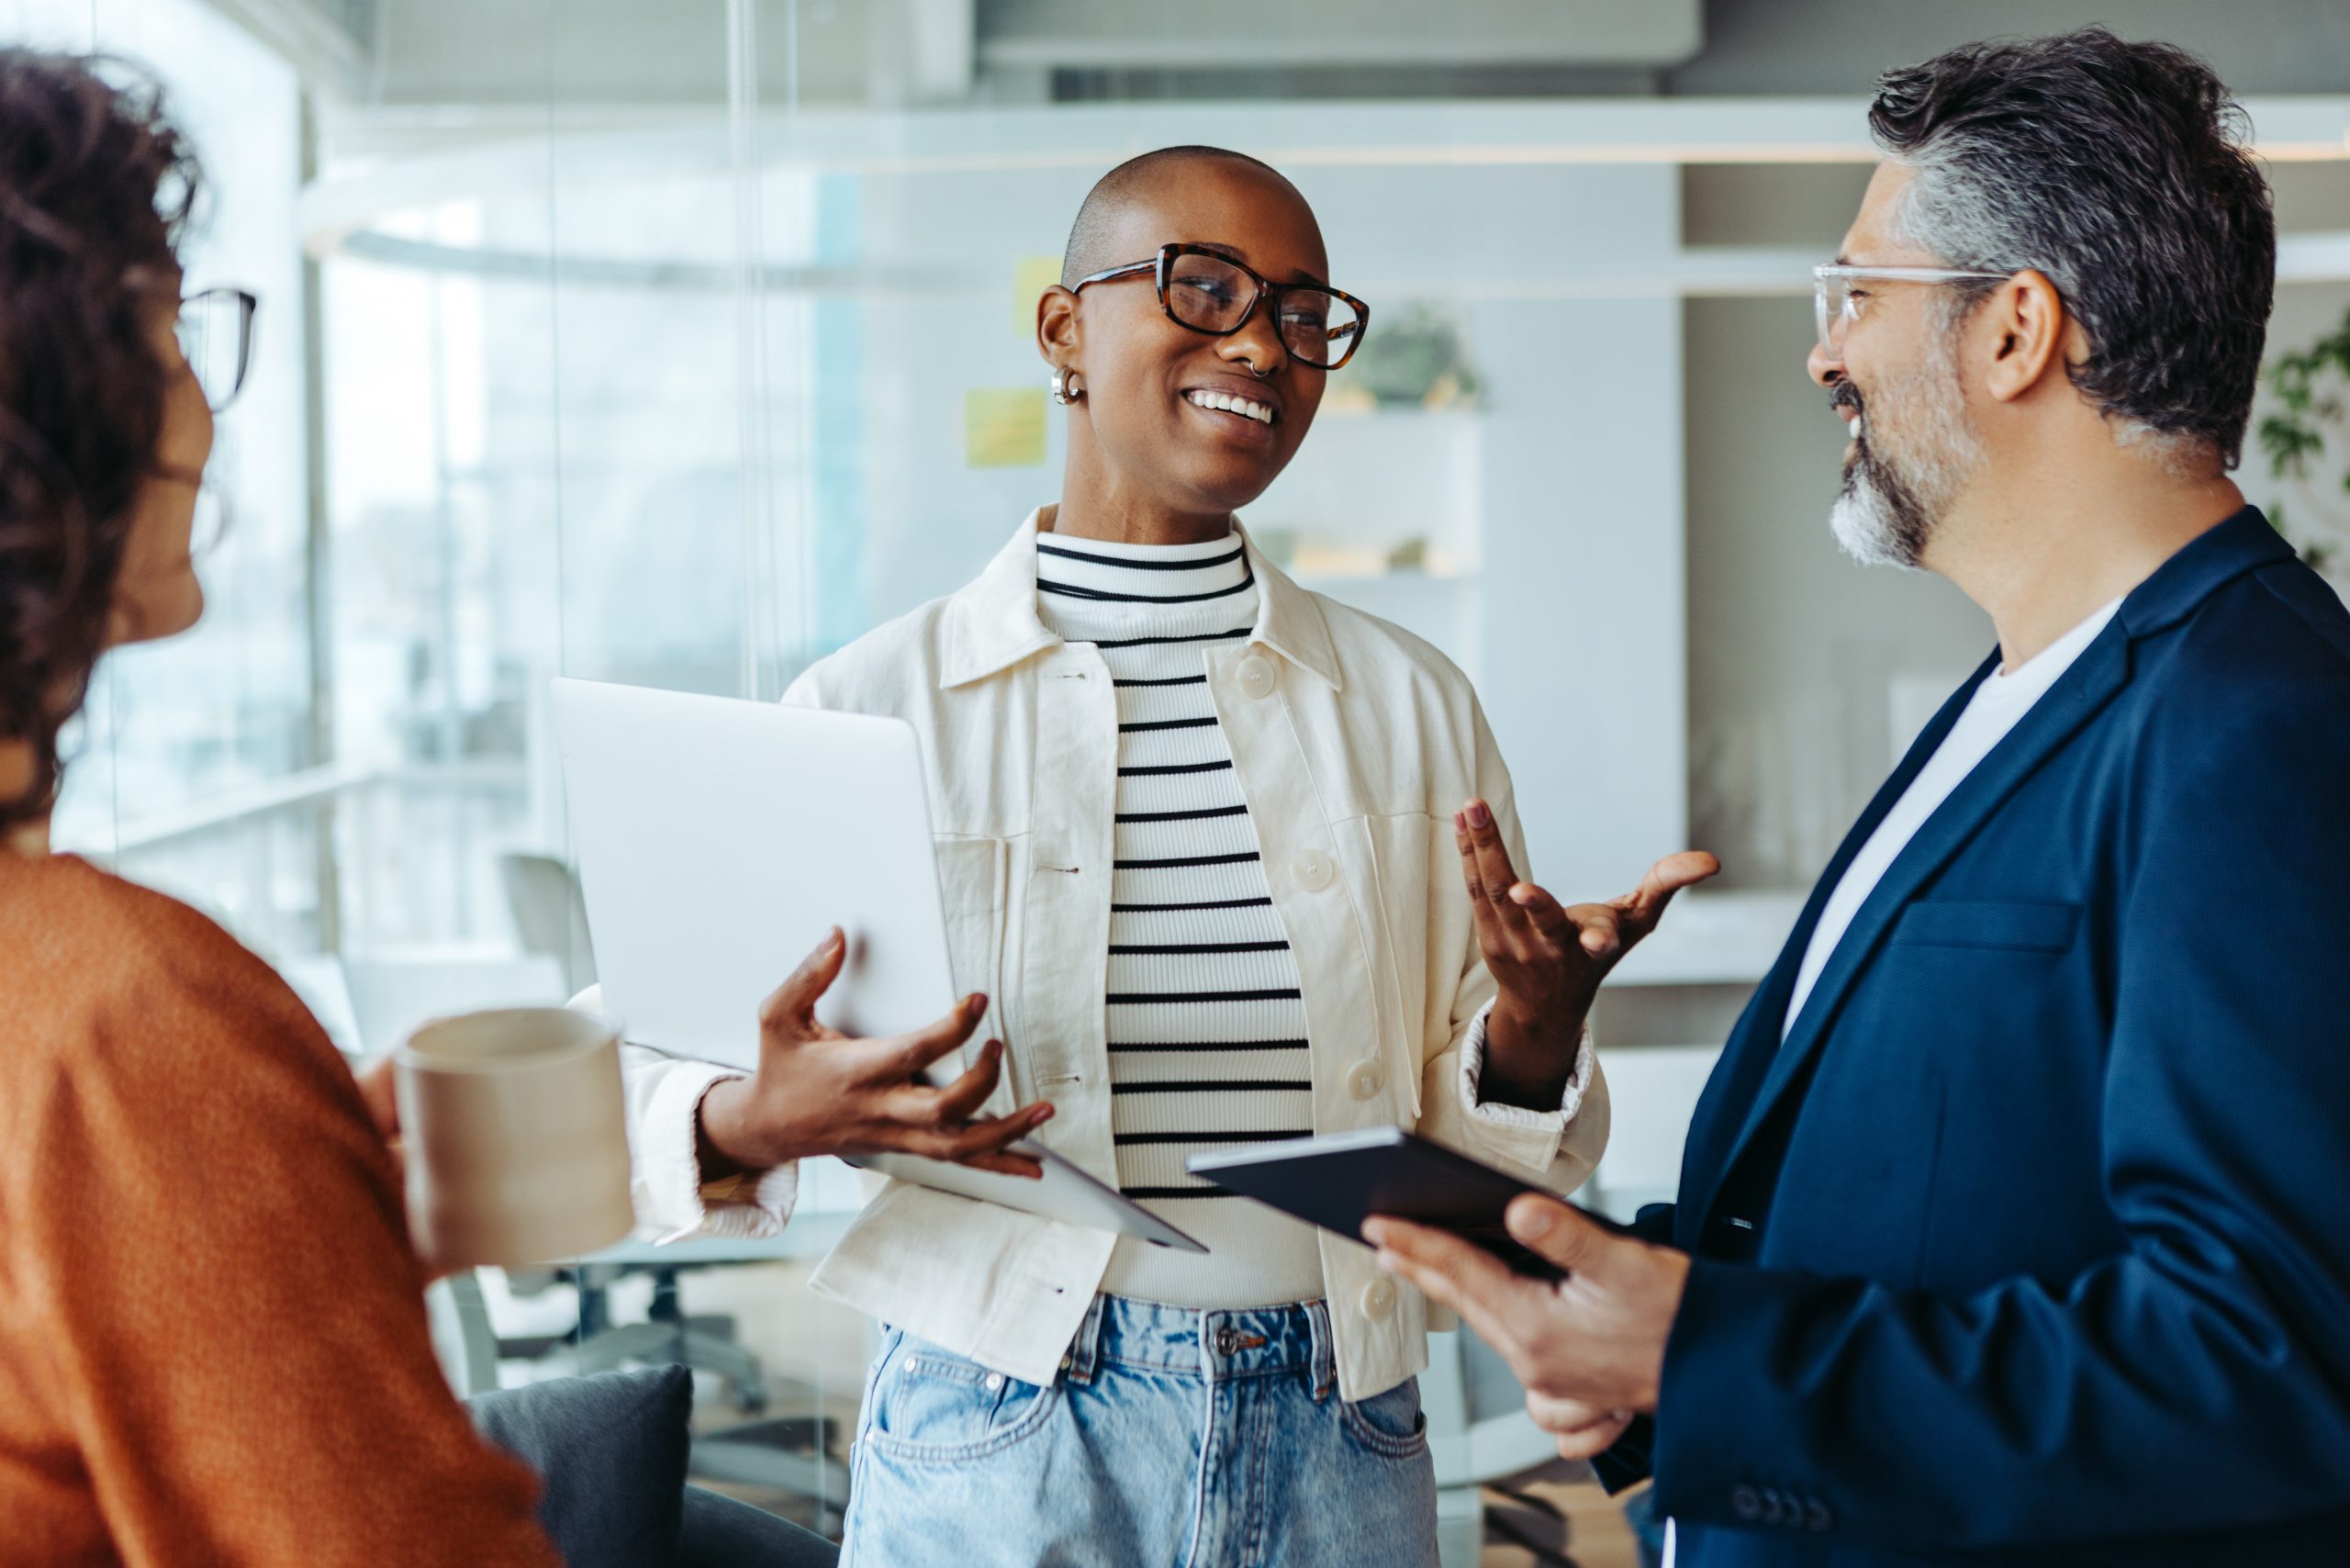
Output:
[2256,303,2350,588]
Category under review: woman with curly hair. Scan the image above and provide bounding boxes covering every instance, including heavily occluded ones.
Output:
[0,50,559,1565]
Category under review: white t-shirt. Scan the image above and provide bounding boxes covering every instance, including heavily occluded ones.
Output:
[1780,598,2124,1041]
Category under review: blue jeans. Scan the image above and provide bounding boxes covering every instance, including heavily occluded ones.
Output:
[840,1295,1439,1567]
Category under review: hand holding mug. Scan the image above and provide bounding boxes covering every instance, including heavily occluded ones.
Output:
[395,1007,635,1275]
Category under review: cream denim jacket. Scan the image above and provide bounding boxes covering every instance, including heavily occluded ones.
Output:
[617,510,1606,1401]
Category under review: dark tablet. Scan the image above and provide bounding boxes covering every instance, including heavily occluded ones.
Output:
[1188,1126,1606,1281]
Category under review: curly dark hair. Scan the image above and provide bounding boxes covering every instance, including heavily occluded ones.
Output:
[1868,28,2276,468]
[0,48,203,832]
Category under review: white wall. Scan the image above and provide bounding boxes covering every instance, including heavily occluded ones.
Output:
[1681,295,1991,889]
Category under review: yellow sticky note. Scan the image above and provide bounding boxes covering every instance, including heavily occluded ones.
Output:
[1013,254,1061,338]
[966,387,1047,468]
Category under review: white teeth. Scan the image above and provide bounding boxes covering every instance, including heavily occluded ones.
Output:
[1187,389,1274,425]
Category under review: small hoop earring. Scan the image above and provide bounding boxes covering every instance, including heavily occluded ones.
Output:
[1051,368,1085,406]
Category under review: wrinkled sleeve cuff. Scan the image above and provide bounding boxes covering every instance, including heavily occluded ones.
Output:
[621,1046,799,1244]
[687,1156,802,1243]
[1454,1000,1596,1171]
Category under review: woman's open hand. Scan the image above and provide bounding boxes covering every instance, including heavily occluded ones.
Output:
[1456,798,1718,1105]
[696,928,1055,1181]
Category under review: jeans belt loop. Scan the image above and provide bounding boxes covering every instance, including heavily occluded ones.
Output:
[1307,1299,1337,1402]
[1064,1294,1108,1387]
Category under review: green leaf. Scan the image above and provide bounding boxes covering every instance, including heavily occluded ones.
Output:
[2260,413,2323,479]
[2261,305,2350,487]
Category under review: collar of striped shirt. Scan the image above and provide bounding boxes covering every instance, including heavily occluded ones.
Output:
[935,507,1343,692]
[1034,529,1253,609]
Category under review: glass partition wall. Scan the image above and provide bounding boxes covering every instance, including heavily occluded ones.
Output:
[25,0,938,1532]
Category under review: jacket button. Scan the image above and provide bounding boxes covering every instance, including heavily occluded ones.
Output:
[1345,1058,1385,1101]
[1292,849,1336,891]
[1359,1277,1397,1320]
[1731,1484,1762,1521]
[1235,654,1277,700]
[1804,1498,1833,1532]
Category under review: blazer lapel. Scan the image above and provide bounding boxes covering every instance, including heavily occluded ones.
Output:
[1703,626,2134,1207]
[1677,654,1995,1234]
[1678,505,2288,1234]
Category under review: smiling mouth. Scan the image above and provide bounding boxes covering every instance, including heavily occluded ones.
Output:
[1185,388,1277,427]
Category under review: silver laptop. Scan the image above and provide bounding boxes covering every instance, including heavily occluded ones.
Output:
[551,677,1204,1253]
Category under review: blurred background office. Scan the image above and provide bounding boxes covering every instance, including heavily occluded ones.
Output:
[7,1,2344,1562]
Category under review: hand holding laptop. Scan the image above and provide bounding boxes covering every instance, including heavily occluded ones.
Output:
[695,926,1056,1182]
[554,678,1205,1251]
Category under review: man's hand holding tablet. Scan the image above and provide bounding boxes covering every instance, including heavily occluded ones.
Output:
[694,926,1056,1182]
[1189,1127,1684,1462]
[1364,1192,1688,1462]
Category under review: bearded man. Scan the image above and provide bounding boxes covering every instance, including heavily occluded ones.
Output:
[1369,28,2350,1568]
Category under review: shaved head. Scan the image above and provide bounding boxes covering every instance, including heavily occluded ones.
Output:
[1038,143,1332,521]
[1060,145,1301,287]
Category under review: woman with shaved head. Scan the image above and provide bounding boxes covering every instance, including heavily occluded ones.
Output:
[623,144,1709,1563]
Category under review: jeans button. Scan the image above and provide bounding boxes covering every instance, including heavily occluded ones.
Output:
[983,1372,1005,1392]
[1359,1277,1397,1321]
[1345,1058,1385,1102]
[1235,654,1278,700]
[1292,848,1336,891]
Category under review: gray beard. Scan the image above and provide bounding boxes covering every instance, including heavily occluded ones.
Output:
[1829,452,1933,569]
[1828,338,1982,570]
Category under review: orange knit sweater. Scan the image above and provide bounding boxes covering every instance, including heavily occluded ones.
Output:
[0,855,560,1566]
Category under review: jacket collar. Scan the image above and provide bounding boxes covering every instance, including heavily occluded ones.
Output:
[2115,505,2292,640]
[937,506,1343,692]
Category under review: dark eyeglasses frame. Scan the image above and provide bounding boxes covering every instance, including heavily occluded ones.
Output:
[179,286,260,412]
[1070,243,1370,371]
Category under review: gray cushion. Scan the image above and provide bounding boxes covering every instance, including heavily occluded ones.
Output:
[467,1366,691,1568]
[681,1484,840,1568]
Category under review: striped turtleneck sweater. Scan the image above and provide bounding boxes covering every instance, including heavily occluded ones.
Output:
[1032,528,1326,1308]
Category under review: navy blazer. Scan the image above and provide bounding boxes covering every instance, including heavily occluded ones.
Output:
[1600,510,2350,1566]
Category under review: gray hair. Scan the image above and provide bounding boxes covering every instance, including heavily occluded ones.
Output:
[1868,29,2275,470]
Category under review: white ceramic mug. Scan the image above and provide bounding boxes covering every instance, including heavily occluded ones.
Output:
[394,1006,635,1272]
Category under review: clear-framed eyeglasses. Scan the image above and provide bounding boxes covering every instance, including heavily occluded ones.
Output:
[176,286,259,411]
[1813,264,2012,362]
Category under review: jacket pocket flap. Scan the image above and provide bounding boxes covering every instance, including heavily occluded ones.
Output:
[1892,899,2080,952]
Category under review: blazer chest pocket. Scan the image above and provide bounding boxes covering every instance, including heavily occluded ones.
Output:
[1891,899,2081,953]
